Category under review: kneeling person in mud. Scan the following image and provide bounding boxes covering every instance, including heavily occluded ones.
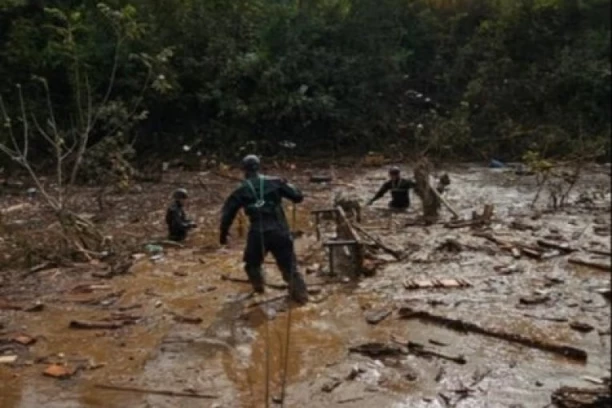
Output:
[219,155,309,304]
[367,166,416,211]
[166,188,197,241]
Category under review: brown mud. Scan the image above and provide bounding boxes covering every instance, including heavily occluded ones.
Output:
[0,163,610,408]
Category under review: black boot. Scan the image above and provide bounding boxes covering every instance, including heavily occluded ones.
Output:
[245,266,265,294]
[288,278,309,304]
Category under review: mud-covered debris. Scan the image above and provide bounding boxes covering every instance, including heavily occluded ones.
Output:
[13,334,36,345]
[71,283,112,293]
[173,314,203,324]
[537,239,576,253]
[346,364,366,380]
[43,364,76,379]
[569,321,595,333]
[582,376,605,385]
[310,174,333,183]
[551,385,611,408]
[197,285,217,293]
[321,378,342,392]
[94,383,218,399]
[399,306,588,361]
[0,355,18,364]
[131,253,146,260]
[593,226,610,237]
[594,288,611,300]
[510,220,540,231]
[544,275,565,286]
[28,261,57,274]
[436,238,464,252]
[495,264,522,275]
[364,309,392,325]
[407,341,467,364]
[69,320,124,330]
[519,294,550,305]
[434,366,446,382]
[349,342,406,358]
[306,263,320,275]
[568,255,611,272]
[24,301,44,312]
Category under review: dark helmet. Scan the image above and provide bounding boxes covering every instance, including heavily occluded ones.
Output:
[389,166,400,176]
[173,188,188,199]
[242,154,261,172]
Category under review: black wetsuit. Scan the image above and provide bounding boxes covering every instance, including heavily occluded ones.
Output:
[165,201,194,241]
[219,174,308,300]
[370,178,416,209]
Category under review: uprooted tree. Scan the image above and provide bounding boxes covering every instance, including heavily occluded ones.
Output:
[0,4,170,258]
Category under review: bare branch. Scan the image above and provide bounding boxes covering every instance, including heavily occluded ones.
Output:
[90,39,122,131]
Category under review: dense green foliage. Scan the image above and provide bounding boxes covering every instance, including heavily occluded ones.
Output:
[0,0,610,166]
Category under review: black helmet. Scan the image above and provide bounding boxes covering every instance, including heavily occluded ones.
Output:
[173,188,188,199]
[242,154,261,172]
[389,166,400,175]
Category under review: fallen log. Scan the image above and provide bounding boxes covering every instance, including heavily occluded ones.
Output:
[398,307,587,361]
[95,383,218,399]
[568,256,611,272]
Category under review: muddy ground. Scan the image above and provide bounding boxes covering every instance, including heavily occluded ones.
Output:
[0,163,610,408]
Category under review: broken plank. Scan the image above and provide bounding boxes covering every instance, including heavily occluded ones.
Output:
[94,383,218,399]
[398,307,587,361]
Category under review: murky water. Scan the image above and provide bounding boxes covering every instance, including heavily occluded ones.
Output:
[1,164,610,407]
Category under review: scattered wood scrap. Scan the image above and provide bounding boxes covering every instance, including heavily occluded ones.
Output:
[95,383,218,399]
[398,307,587,361]
[403,278,471,290]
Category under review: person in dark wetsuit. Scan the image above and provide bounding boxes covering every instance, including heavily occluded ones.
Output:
[219,154,309,304]
[367,166,416,210]
[165,188,197,241]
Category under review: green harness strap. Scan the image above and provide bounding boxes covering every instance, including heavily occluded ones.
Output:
[244,175,266,209]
